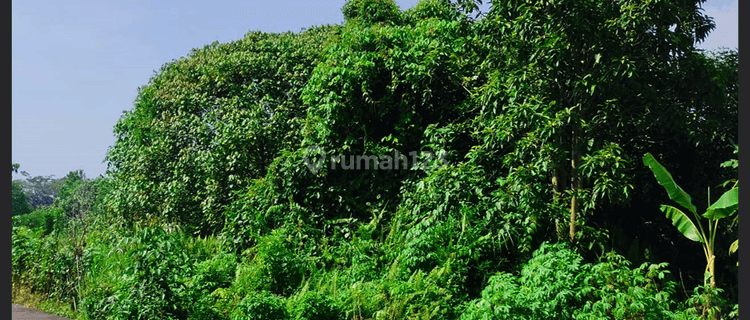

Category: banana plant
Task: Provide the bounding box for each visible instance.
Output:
[721,143,739,263]
[643,152,738,289]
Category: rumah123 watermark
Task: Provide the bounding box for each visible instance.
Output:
[303,145,448,174]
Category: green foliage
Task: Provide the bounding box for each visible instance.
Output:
[241,227,311,296]
[190,252,238,295]
[230,291,289,320]
[678,285,731,320]
[55,170,85,207]
[386,162,516,297]
[95,226,191,320]
[11,164,63,213]
[469,0,717,250]
[12,207,64,236]
[643,152,738,289]
[404,0,463,22]
[222,163,317,254]
[287,289,345,320]
[722,143,739,262]
[77,224,232,320]
[12,226,40,290]
[342,0,403,26]
[576,252,677,320]
[462,243,584,319]
[105,25,340,235]
[692,49,738,148]
[182,239,237,319]
[12,180,33,215]
[376,264,458,319]
[643,154,700,217]
[462,242,678,320]
[56,176,99,223]
[12,0,738,319]
[12,226,78,306]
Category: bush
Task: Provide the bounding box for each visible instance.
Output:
[12,207,64,236]
[12,225,79,308]
[288,289,345,320]
[179,252,238,320]
[104,226,191,320]
[12,226,41,291]
[190,252,238,295]
[461,242,679,320]
[242,227,310,296]
[230,291,289,320]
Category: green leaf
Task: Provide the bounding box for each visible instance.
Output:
[729,239,738,255]
[643,153,698,215]
[703,187,738,219]
[720,159,738,169]
[660,205,703,243]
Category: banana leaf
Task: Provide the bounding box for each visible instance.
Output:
[660,205,703,243]
[703,187,739,220]
[643,153,698,215]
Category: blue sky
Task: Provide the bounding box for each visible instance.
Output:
[12,0,738,180]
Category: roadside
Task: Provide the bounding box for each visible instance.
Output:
[12,284,78,320]
[12,304,69,320]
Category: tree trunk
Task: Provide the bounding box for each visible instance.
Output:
[553,126,569,241]
[707,250,716,289]
[569,122,580,243]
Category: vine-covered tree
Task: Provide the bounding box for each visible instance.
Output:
[105,26,341,235]
[97,0,736,318]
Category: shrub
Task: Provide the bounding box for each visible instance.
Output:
[179,252,238,320]
[461,242,679,320]
[244,227,310,296]
[12,226,41,291]
[288,289,345,320]
[104,226,190,320]
[230,291,289,320]
[12,207,64,236]
[190,252,238,295]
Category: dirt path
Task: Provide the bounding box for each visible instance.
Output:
[11,304,69,320]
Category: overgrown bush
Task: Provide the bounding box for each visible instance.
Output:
[287,289,345,320]
[11,0,738,319]
[12,226,78,306]
[461,242,680,320]
[12,207,64,236]
[230,290,289,320]
[12,226,41,293]
[99,226,190,320]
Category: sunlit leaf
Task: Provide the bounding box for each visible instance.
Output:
[660,205,703,243]
[703,187,739,219]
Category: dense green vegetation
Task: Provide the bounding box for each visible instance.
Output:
[12,0,738,319]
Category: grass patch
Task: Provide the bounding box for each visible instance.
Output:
[12,282,81,319]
